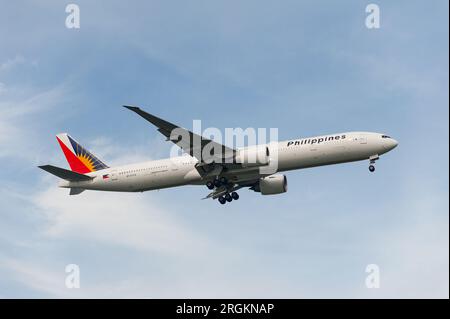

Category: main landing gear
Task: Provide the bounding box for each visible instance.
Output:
[206,177,229,189]
[218,192,239,205]
[205,177,240,204]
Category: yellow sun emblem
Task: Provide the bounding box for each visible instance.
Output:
[77,154,95,172]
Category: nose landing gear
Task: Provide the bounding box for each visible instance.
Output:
[368,155,379,173]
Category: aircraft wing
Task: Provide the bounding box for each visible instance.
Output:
[123,105,236,164]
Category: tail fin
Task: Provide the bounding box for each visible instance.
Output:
[56,133,109,174]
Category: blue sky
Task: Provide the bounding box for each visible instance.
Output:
[0,1,448,298]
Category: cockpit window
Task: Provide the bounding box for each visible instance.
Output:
[381,135,391,138]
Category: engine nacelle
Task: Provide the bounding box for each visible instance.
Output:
[254,174,288,195]
[234,145,270,167]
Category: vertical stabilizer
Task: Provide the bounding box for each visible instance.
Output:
[56,133,109,173]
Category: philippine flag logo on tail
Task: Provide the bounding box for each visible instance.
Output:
[56,133,109,174]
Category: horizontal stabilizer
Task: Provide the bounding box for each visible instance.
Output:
[38,165,93,182]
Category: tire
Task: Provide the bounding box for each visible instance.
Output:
[214,179,222,187]
[231,192,239,200]
[219,177,228,185]
[225,193,233,202]
[218,197,226,204]
[206,181,214,190]
[369,165,375,172]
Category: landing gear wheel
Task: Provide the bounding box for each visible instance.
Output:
[231,192,239,200]
[225,193,233,202]
[219,177,228,185]
[214,179,222,187]
[206,181,214,190]
[218,197,226,205]
[369,165,375,172]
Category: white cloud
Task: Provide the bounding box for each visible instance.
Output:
[376,208,448,298]
[0,255,153,298]
[0,55,26,72]
[346,192,449,299]
[0,84,68,159]
[0,256,69,297]
[87,135,168,166]
[32,184,208,256]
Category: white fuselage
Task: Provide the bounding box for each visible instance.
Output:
[59,132,398,192]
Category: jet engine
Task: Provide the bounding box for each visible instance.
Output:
[252,174,288,195]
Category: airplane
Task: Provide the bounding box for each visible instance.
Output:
[39,105,398,204]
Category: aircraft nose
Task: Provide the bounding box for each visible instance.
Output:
[385,138,398,151]
[392,139,399,148]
